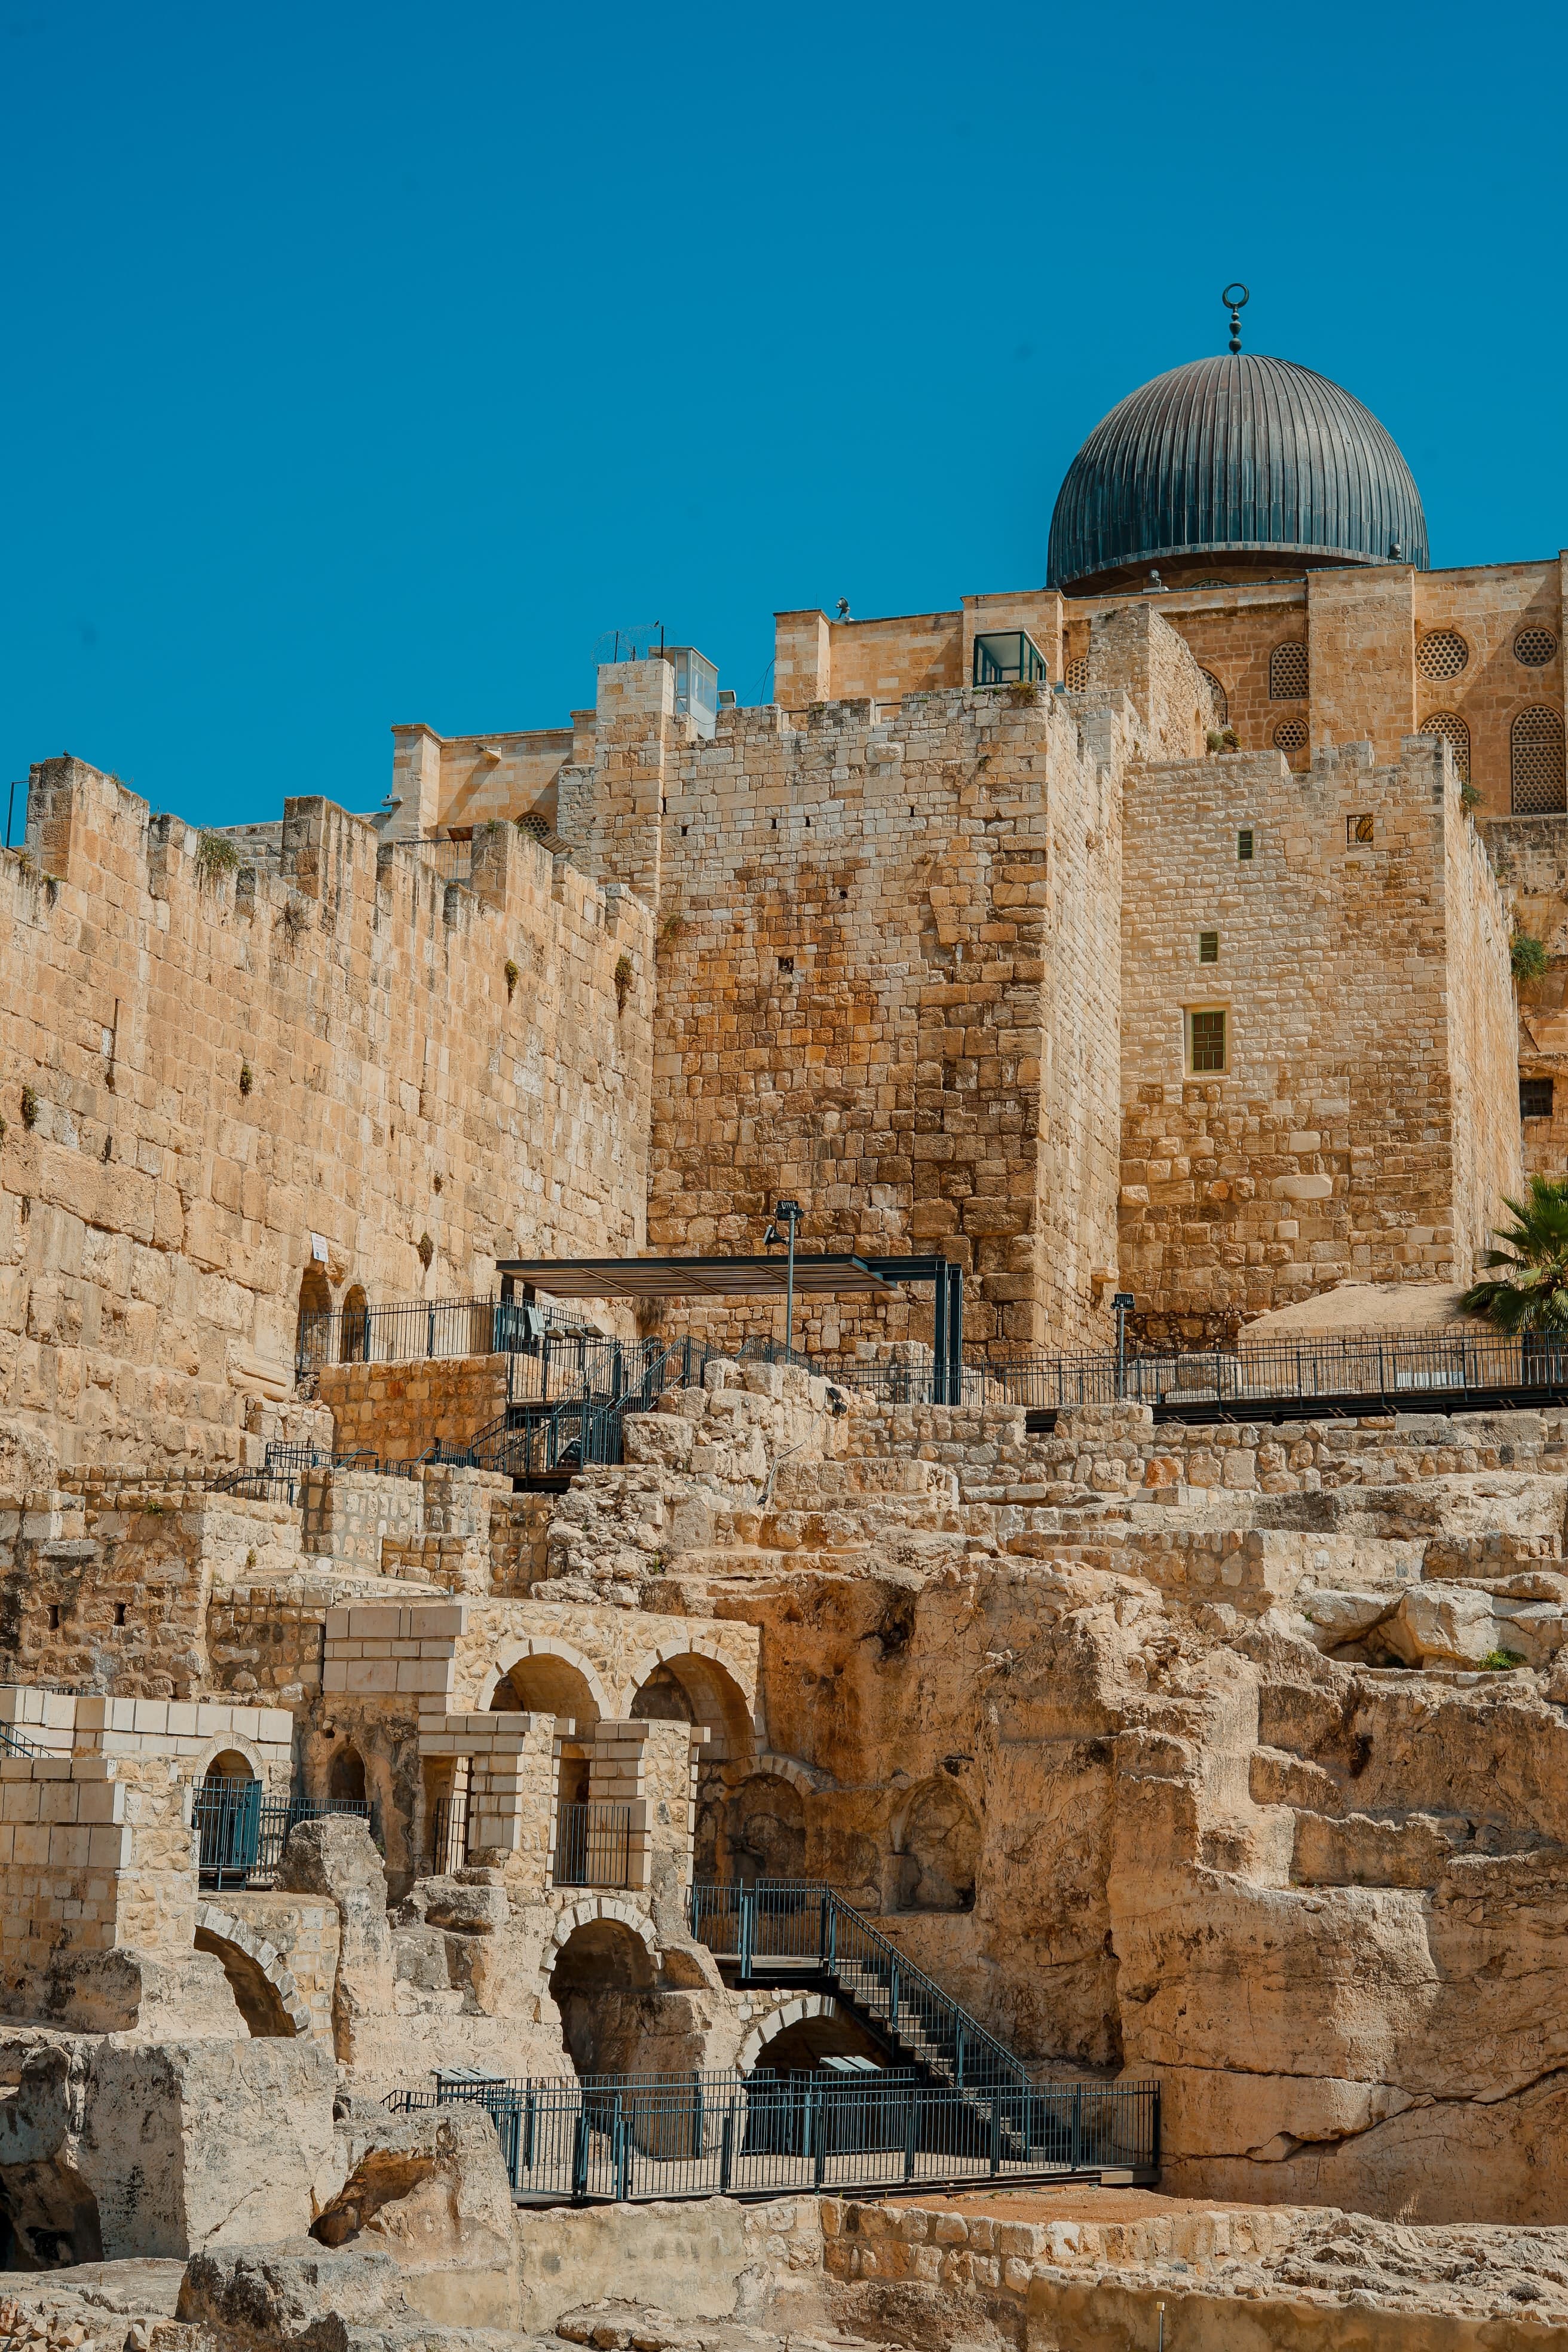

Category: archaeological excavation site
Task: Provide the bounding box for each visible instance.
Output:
[5,320,1568,2350]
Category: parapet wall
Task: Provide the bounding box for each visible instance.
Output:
[0,761,653,1466]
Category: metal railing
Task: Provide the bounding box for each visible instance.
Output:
[295,1294,591,1379]
[0,1722,46,1760]
[689,1881,1026,2095]
[193,1780,371,1886]
[550,1803,634,1889]
[430,1791,469,1876]
[385,2064,1157,2204]
[983,1327,1568,1415]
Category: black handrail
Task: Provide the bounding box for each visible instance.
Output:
[688,1881,1026,2093]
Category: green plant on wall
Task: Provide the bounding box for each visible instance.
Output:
[20,1086,38,1130]
[614,953,633,1012]
[1511,933,1548,984]
[195,831,240,884]
[504,959,519,1001]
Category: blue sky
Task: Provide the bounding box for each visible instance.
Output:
[4,0,1565,832]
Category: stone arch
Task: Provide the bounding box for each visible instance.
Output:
[621,1639,756,1760]
[547,1905,663,2079]
[708,1769,806,1888]
[738,1994,846,2075]
[194,1903,311,2038]
[478,1638,608,1727]
[193,1737,267,1787]
[886,1775,980,1913]
[339,1284,370,1363]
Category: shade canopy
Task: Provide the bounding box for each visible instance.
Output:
[495,1253,908,1300]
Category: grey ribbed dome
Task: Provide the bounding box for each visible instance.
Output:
[1046,352,1428,593]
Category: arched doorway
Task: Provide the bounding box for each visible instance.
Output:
[887,1778,979,1912]
[195,1750,262,1886]
[711,1772,806,1886]
[339,1284,369,1363]
[295,1263,332,1376]
[747,2001,884,2077]
[327,1742,366,1804]
[548,1917,658,2079]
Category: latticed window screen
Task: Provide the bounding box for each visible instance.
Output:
[1521,1077,1555,1120]
[1514,627,1558,670]
[1189,1009,1226,1073]
[1416,629,1469,682]
[1199,670,1229,726]
[1063,657,1089,692]
[1420,710,1471,783]
[1269,642,1309,699]
[1273,717,1308,755]
[1512,707,1567,814]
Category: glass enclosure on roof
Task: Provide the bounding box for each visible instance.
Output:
[670,648,720,737]
[972,630,1049,688]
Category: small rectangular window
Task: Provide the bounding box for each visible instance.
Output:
[1237,829,1254,861]
[1189,1009,1227,1074]
[1198,931,1219,964]
[1521,1077,1554,1119]
[1348,813,1374,846]
[777,956,794,975]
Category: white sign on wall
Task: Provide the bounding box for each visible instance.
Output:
[310,1233,330,1263]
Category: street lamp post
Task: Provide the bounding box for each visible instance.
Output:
[765,1200,804,1365]
[1112,1291,1135,1401]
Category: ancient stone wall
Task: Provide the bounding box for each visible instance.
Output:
[1118,736,1523,1343]
[317,1353,512,1461]
[610,673,1125,1355]
[0,760,651,1468]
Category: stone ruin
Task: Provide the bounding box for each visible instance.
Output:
[4,332,1568,2344]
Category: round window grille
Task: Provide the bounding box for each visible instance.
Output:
[1420,710,1470,784]
[1514,627,1558,669]
[1272,717,1308,754]
[1416,629,1469,682]
[1199,669,1229,727]
[1063,657,1089,692]
[1512,706,1567,815]
[1268,642,1309,700]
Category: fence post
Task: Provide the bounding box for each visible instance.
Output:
[889,1961,899,2033]
[613,2093,627,2201]
[811,2082,826,2189]
[825,1892,837,1974]
[955,2022,964,2089]
[524,2090,536,2172]
[903,2088,917,2182]
[571,2111,589,2203]
[719,2102,734,2194]
[989,2094,1001,2178]
[1071,2084,1082,2171]
[740,1888,755,1983]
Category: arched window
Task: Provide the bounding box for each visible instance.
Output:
[339,1284,369,1363]
[1420,710,1471,785]
[1269,642,1309,700]
[1512,708,1567,815]
[1199,670,1229,727]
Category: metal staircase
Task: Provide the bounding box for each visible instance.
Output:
[688,1880,1120,2168]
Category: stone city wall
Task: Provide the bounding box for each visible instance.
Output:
[0,758,651,1468]
[1118,736,1522,1344]
[568,654,1128,1355]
